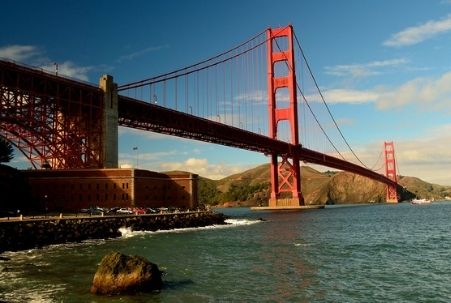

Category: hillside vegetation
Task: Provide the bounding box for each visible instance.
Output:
[198,164,451,206]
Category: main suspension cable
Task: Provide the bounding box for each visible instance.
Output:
[118,29,272,91]
[369,150,383,171]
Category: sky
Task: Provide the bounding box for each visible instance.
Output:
[2,0,451,185]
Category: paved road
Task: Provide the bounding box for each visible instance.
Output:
[0,210,209,222]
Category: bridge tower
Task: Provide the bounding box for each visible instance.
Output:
[99,75,118,168]
[384,141,398,203]
[267,25,303,207]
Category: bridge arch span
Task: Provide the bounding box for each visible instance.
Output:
[0,60,115,169]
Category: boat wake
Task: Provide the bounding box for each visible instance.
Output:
[411,198,432,205]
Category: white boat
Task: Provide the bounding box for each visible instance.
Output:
[411,198,432,204]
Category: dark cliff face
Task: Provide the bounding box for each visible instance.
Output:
[327,172,386,204]
[296,171,387,205]
[201,164,446,206]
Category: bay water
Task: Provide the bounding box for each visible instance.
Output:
[1,202,451,302]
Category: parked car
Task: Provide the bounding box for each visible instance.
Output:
[146,208,158,214]
[116,208,133,214]
[80,207,103,215]
[106,207,120,214]
[131,207,146,215]
[158,207,169,213]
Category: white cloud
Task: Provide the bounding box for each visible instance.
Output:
[120,150,177,162]
[0,44,92,81]
[384,14,451,47]
[159,157,250,180]
[383,132,451,185]
[304,88,378,104]
[332,132,451,186]
[0,45,40,61]
[40,61,92,82]
[118,150,179,169]
[117,44,169,63]
[234,90,266,103]
[308,71,451,109]
[375,71,451,110]
[119,126,201,142]
[321,88,379,104]
[234,89,291,105]
[325,58,408,78]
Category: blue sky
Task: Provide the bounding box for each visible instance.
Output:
[2,0,451,184]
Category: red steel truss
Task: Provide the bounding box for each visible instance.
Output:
[384,141,398,203]
[0,60,104,169]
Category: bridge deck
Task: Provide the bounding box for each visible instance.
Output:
[118,95,397,188]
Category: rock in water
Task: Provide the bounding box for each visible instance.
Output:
[91,251,162,295]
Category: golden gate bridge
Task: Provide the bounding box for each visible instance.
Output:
[0,25,399,206]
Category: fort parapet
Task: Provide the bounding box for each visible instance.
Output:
[22,168,198,211]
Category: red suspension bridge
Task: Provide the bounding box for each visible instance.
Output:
[0,25,399,205]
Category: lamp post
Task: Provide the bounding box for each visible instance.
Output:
[44,194,48,218]
[133,147,138,168]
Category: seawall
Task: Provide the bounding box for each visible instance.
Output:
[0,211,226,253]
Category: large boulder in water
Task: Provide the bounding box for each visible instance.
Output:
[91,251,162,295]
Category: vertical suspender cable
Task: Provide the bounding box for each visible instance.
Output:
[294,32,368,168]
[223,57,227,123]
[230,57,233,126]
[185,74,188,113]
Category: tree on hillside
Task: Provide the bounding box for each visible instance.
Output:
[0,138,14,163]
[224,182,269,202]
[198,178,222,205]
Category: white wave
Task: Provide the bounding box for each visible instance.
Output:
[117,218,263,238]
[224,218,262,225]
[293,242,312,247]
[118,226,134,238]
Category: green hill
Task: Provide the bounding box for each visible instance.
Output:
[198,164,451,206]
[398,176,451,200]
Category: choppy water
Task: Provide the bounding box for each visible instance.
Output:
[1,202,451,302]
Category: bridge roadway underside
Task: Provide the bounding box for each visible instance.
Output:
[118,96,396,187]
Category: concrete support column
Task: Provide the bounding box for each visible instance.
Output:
[130,169,136,206]
[99,75,118,168]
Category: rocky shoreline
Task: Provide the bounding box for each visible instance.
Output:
[0,211,226,253]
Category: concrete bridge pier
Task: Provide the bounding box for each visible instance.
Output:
[99,75,118,168]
